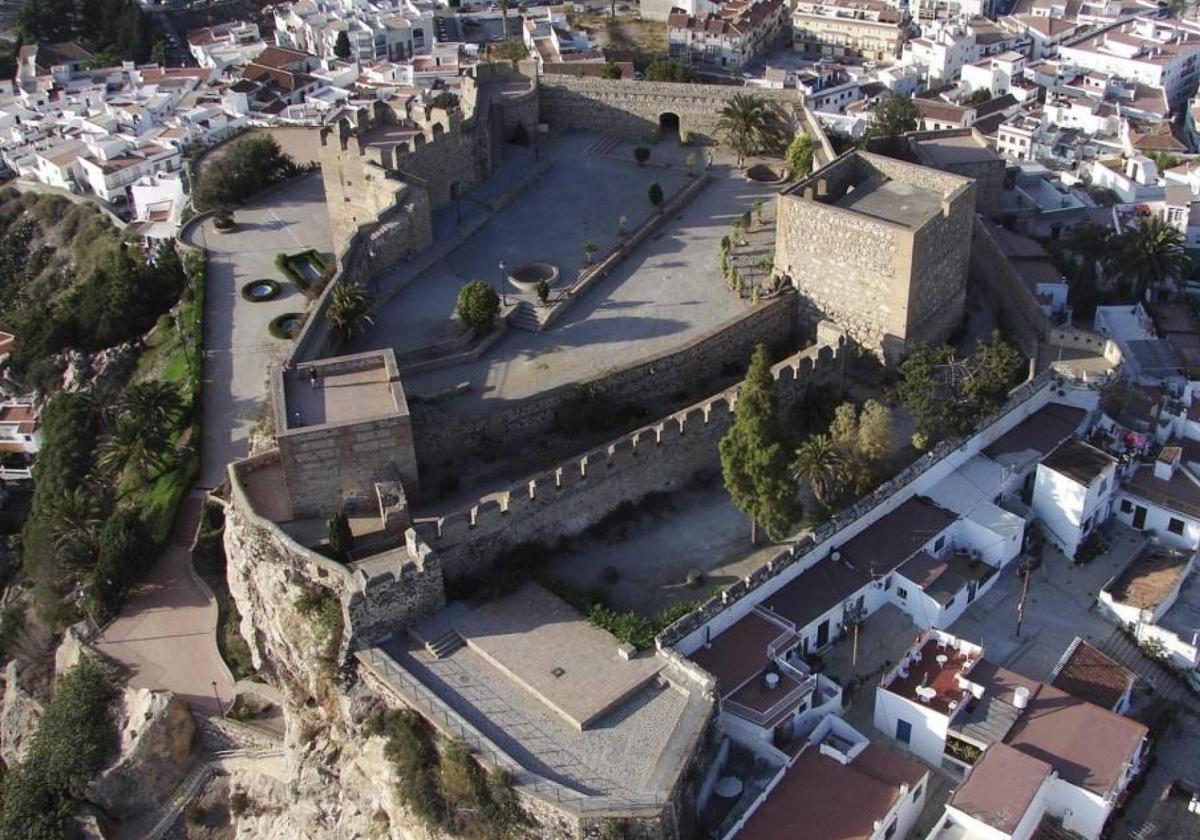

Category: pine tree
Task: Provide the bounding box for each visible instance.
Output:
[334,30,352,60]
[719,344,798,543]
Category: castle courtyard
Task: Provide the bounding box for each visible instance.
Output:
[349,131,783,411]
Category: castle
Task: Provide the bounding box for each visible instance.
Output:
[221,64,989,839]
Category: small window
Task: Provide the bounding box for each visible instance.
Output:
[945,596,955,608]
[1121,500,1133,514]
[912,784,923,802]
[885,575,893,591]
[897,586,908,600]
[934,535,945,552]
[884,820,897,840]
[896,719,912,744]
[1168,517,1186,535]
[1099,477,1108,494]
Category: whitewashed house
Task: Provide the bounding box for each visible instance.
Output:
[1030,438,1118,557]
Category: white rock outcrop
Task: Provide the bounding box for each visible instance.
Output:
[0,660,43,767]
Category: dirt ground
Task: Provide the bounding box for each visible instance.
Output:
[167,773,234,840]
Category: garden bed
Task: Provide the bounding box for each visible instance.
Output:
[275,249,328,291]
[269,312,305,340]
[241,278,281,302]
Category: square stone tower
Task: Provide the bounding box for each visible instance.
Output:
[272,349,418,518]
[774,150,976,365]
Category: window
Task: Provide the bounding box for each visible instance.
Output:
[945,596,955,608]
[1099,477,1108,494]
[934,535,945,552]
[897,586,908,600]
[884,575,893,591]
[896,719,912,744]
[912,784,923,802]
[1121,500,1133,514]
[884,820,897,839]
[1169,517,1186,535]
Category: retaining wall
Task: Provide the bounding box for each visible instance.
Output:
[412,292,800,470]
[420,338,844,580]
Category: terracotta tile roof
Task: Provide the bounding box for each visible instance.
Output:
[252,45,312,70]
[915,98,969,125]
[738,743,926,840]
[1005,682,1147,798]
[950,742,1053,834]
[688,611,793,696]
[1122,463,1200,520]
[1049,637,1136,711]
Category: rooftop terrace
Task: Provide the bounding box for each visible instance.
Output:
[280,350,406,430]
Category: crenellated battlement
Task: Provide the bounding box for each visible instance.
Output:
[419,338,846,580]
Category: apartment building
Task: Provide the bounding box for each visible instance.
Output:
[792,0,906,61]
[1058,18,1200,110]
[667,0,787,70]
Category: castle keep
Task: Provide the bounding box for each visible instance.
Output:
[775,150,975,364]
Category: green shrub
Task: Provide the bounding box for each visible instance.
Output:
[194,136,299,210]
[456,279,500,334]
[634,146,650,165]
[648,182,664,207]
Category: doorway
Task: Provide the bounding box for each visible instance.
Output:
[658,112,681,142]
[1133,505,1148,529]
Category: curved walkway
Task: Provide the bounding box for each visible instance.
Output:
[94,493,235,716]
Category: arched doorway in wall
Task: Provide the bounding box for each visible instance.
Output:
[659,112,681,142]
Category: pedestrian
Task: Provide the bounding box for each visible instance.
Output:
[309,368,319,390]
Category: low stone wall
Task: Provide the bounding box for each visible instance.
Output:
[412,292,800,470]
[421,339,844,580]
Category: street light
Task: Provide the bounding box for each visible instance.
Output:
[211,681,225,718]
[498,260,507,306]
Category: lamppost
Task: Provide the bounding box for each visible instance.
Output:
[211,681,225,718]
[498,260,507,306]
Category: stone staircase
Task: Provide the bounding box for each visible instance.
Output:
[425,629,466,659]
[508,300,542,332]
[588,135,621,155]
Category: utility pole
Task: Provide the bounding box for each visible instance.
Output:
[1015,557,1033,639]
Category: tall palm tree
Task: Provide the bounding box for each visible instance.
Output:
[792,434,845,506]
[120,381,184,437]
[327,281,375,341]
[1110,217,1191,301]
[716,93,787,168]
[97,416,170,486]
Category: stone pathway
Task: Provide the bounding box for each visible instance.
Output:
[93,493,235,717]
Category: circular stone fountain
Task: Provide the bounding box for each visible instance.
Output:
[745,163,787,184]
[507,261,560,293]
[242,278,281,302]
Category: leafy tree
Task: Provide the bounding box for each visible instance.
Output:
[495,39,526,63]
[648,182,664,206]
[644,58,692,82]
[456,279,500,334]
[719,344,798,542]
[866,93,918,140]
[792,434,844,505]
[326,281,374,341]
[828,402,859,451]
[1109,216,1191,301]
[964,88,991,106]
[427,91,458,110]
[334,30,352,60]
[786,133,814,179]
[716,93,788,167]
[857,399,894,466]
[895,332,1024,444]
[151,38,166,67]
[193,136,298,210]
[602,62,622,79]
[86,509,152,618]
[327,509,353,563]
[96,415,169,486]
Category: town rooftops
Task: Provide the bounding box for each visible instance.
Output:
[758,555,870,630]
[1049,637,1136,711]
[252,45,314,70]
[737,741,926,840]
[910,130,1001,169]
[983,403,1087,463]
[949,742,1053,835]
[1123,462,1200,520]
[1105,545,1194,612]
[1004,680,1147,797]
[839,495,959,576]
[1041,438,1116,486]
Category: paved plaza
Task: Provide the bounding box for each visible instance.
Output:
[354,133,781,411]
[187,173,332,488]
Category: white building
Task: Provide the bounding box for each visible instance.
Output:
[1030,438,1118,558]
[877,632,1148,840]
[0,403,41,456]
[1098,543,1200,670]
[187,20,266,70]
[667,0,788,71]
[1114,446,1200,549]
[1058,18,1200,111]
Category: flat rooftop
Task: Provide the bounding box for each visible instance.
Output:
[1041,438,1115,486]
[912,132,1001,168]
[1106,545,1193,612]
[885,639,974,716]
[832,174,945,228]
[281,351,405,430]
[983,403,1086,464]
[451,583,665,730]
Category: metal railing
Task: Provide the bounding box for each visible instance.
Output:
[721,674,818,728]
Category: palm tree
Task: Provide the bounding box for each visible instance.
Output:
[51,486,104,569]
[1110,217,1191,301]
[716,93,787,168]
[792,434,845,506]
[120,381,184,437]
[97,416,170,486]
[327,281,375,341]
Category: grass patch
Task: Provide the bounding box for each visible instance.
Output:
[274,249,327,290]
[193,502,256,680]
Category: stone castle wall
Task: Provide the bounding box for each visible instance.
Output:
[421,339,844,581]
[537,75,807,142]
[412,293,799,470]
[970,217,1051,358]
[905,179,975,347]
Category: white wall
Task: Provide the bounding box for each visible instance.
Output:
[1113,493,1200,550]
[1032,462,1115,557]
[873,688,949,767]
[1044,776,1111,840]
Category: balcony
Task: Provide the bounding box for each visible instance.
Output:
[722,659,817,728]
